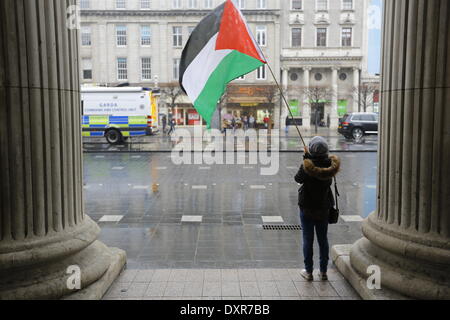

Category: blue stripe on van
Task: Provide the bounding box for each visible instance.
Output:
[130,131,146,136]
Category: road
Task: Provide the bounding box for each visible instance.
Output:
[84,151,378,269]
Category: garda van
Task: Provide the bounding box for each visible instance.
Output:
[81,87,159,144]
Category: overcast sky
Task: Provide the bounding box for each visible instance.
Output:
[368,0,382,75]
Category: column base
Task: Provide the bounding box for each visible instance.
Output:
[0,217,126,300]
[332,244,408,300]
[64,245,126,300]
[332,213,450,300]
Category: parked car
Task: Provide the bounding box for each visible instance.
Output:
[338,112,379,139]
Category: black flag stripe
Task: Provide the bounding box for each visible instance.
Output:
[179,3,225,93]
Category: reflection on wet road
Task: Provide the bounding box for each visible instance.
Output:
[85,152,377,268]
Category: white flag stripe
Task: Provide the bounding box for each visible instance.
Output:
[182,33,232,103]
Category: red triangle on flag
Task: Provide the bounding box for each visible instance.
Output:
[215,0,266,63]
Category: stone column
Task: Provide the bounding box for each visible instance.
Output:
[280,68,289,132]
[352,68,360,112]
[302,67,311,130]
[0,0,125,299]
[333,0,450,299]
[330,67,339,130]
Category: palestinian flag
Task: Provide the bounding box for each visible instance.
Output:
[179,0,266,127]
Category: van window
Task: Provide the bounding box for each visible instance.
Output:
[352,114,362,121]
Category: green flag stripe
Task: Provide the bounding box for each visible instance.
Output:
[193,50,263,125]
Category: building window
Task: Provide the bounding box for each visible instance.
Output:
[290,73,299,81]
[173,0,181,8]
[257,0,266,9]
[80,0,90,9]
[141,0,151,9]
[116,25,127,46]
[188,0,198,8]
[256,26,267,47]
[291,28,302,47]
[316,0,328,11]
[141,57,152,80]
[82,59,92,80]
[81,26,91,46]
[237,0,245,10]
[173,58,180,80]
[141,25,151,46]
[316,28,327,47]
[256,65,266,80]
[339,73,348,81]
[342,0,353,10]
[315,73,323,81]
[342,27,352,46]
[117,58,128,81]
[173,26,183,47]
[204,0,213,8]
[292,0,302,10]
[116,0,126,9]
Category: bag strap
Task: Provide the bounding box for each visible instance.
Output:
[333,176,340,211]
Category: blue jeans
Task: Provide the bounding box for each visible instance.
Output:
[300,209,329,273]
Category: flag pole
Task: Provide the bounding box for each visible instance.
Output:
[265,63,307,148]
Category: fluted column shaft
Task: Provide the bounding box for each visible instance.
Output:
[0,0,124,300]
[0,0,84,242]
[350,0,450,299]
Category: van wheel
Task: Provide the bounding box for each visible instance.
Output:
[105,129,122,145]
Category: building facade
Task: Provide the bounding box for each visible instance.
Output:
[79,0,375,129]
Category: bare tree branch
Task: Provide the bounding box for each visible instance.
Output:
[161,82,183,111]
[352,84,379,112]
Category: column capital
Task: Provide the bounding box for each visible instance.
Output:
[331,66,340,71]
[303,66,312,71]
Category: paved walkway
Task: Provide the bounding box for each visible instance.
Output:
[103,268,360,300]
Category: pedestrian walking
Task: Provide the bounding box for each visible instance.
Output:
[249,115,255,129]
[168,118,176,135]
[162,115,167,134]
[295,136,341,281]
[263,115,269,129]
[231,115,237,133]
[243,115,249,131]
[285,117,290,136]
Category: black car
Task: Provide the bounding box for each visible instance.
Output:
[338,112,379,139]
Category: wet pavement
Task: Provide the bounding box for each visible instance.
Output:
[84,152,377,270]
[83,129,378,153]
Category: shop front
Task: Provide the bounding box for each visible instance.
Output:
[169,103,206,126]
[225,85,277,129]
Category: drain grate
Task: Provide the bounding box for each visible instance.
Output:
[263,224,302,231]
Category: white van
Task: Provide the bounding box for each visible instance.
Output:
[81,87,159,144]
